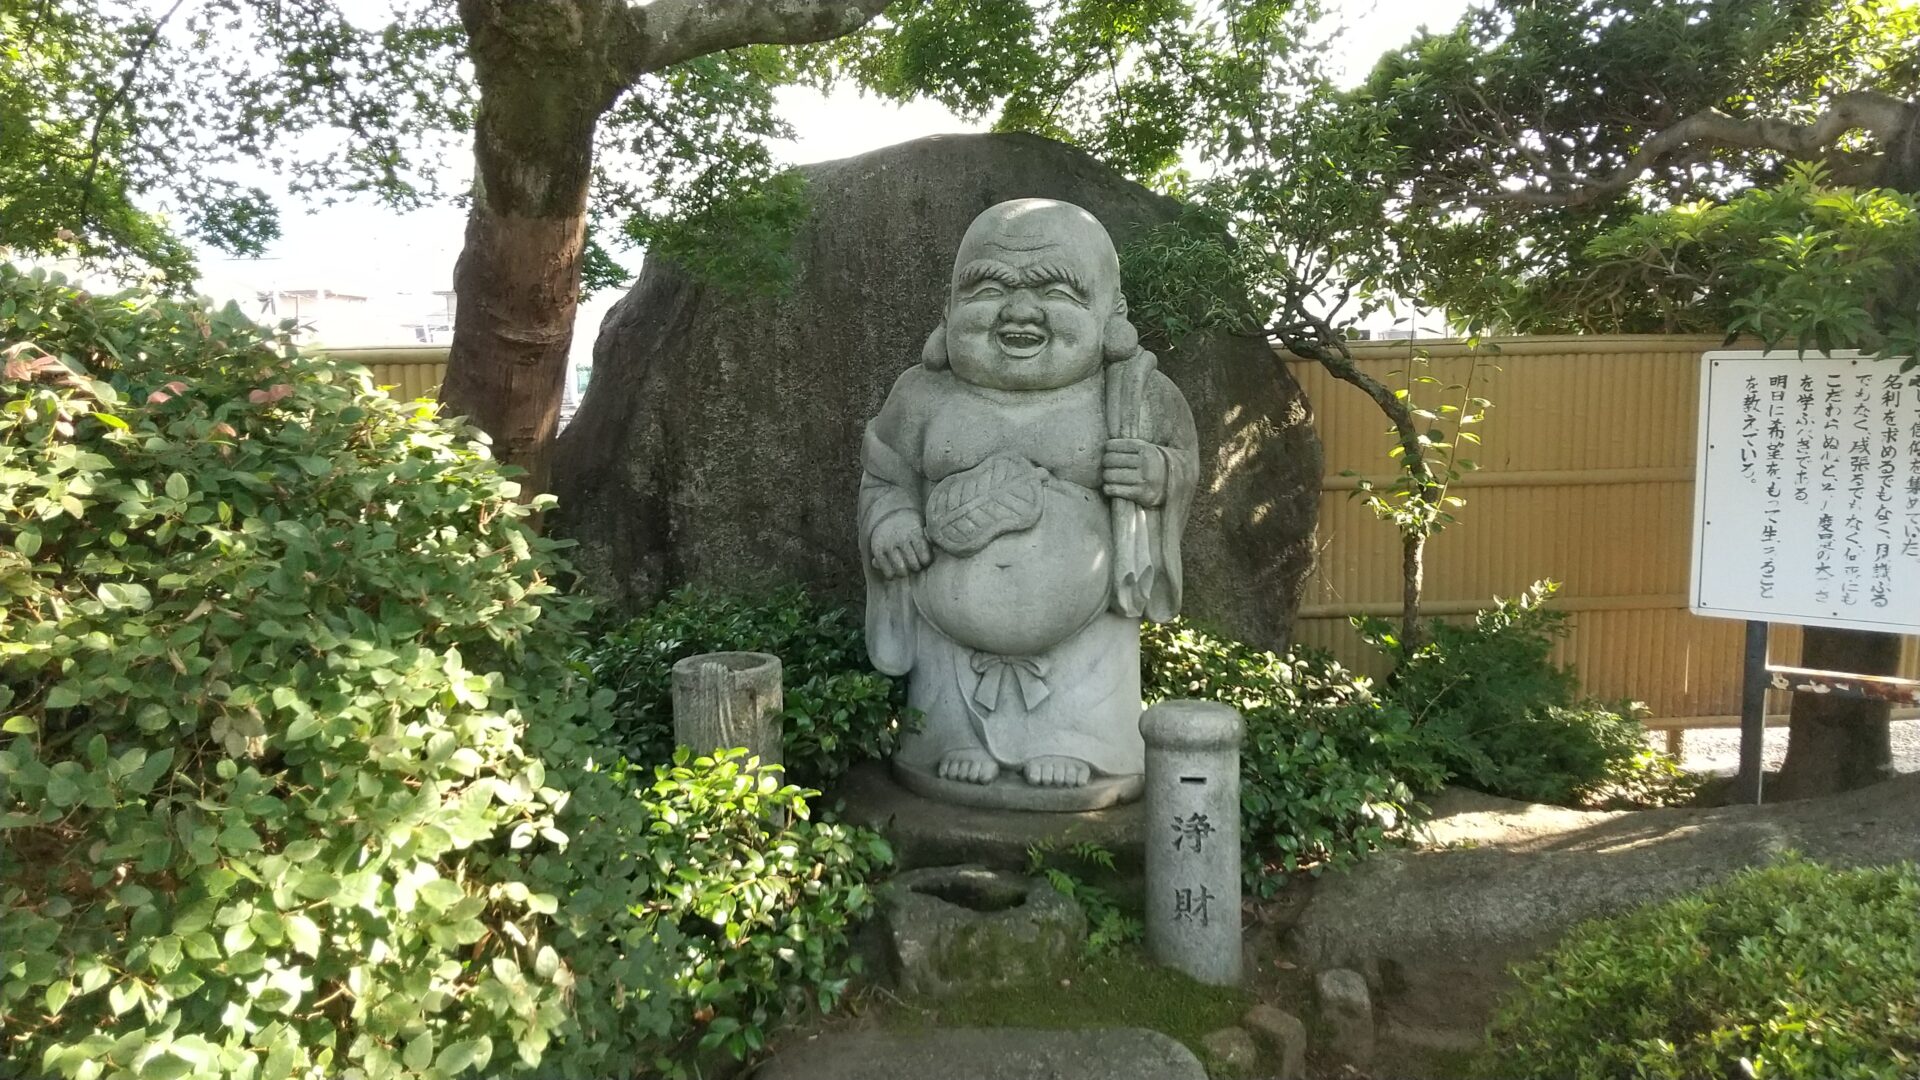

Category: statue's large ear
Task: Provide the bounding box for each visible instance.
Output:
[922,324,950,369]
[1103,300,1139,363]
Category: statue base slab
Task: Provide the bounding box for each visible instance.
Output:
[829,762,1145,901]
[891,758,1144,812]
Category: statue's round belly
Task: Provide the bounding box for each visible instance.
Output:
[916,481,1109,656]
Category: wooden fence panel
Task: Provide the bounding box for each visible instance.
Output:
[322,345,447,402]
[1287,334,1919,727]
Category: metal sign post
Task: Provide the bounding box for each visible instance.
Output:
[1736,620,1920,804]
[1736,621,1769,804]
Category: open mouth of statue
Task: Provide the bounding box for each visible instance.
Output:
[995,328,1047,358]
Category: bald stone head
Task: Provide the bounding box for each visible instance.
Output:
[942,199,1128,391]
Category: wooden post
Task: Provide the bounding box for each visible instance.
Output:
[671,651,784,771]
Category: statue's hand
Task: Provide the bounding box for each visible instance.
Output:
[871,512,932,579]
[1102,438,1168,508]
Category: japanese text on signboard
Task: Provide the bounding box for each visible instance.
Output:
[1693,352,1920,634]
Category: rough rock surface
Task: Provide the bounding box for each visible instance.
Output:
[553,133,1322,650]
[1242,1004,1308,1080]
[1291,774,1920,1036]
[754,1027,1208,1080]
[1315,968,1374,1067]
[882,866,1085,997]
[1199,1026,1259,1077]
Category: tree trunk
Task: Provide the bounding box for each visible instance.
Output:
[1773,626,1903,800]
[1400,528,1426,651]
[441,197,586,495]
[439,4,605,496]
[434,0,901,492]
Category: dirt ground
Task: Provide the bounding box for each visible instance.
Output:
[1659,717,1920,775]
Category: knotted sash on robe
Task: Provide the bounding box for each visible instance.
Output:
[970,653,1051,711]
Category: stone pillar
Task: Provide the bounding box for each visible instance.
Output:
[670,651,784,770]
[1141,700,1243,986]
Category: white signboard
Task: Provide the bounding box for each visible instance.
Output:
[1692,351,1920,634]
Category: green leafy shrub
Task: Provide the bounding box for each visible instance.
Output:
[1026,841,1143,956]
[509,731,891,1077]
[1143,621,1445,888]
[1479,857,1920,1080]
[1361,582,1692,807]
[1576,163,1920,367]
[0,267,885,1079]
[578,587,908,787]
[541,748,891,1068]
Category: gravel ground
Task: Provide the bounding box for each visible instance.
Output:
[1657,718,1920,776]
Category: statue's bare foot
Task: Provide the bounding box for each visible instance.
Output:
[1023,756,1092,788]
[938,750,1000,785]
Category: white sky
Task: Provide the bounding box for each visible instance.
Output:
[189,0,1476,356]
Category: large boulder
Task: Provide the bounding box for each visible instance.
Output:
[553,133,1321,649]
[1288,774,1920,1045]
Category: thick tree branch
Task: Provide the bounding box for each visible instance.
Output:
[76,0,188,233]
[1484,91,1916,208]
[19,0,56,53]
[1270,304,1426,478]
[1294,341,1424,471]
[1273,316,1436,648]
[615,0,901,83]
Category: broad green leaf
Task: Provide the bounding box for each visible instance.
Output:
[437,1037,490,1075]
[45,774,80,807]
[285,913,322,958]
[138,1051,193,1080]
[403,1032,434,1072]
[222,922,256,955]
[417,879,465,911]
[107,980,140,1016]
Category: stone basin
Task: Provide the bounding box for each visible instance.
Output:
[883,865,1086,997]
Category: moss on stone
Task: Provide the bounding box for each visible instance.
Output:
[888,946,1253,1060]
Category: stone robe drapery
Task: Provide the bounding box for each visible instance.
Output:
[860,351,1198,778]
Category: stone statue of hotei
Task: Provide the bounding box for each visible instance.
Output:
[860,199,1199,811]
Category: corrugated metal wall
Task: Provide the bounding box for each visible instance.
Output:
[1289,334,1919,728]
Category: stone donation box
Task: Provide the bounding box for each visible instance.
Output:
[1142,700,1243,986]
[858,198,1199,812]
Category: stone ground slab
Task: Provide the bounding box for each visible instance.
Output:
[753,1027,1207,1080]
[1291,772,1920,1069]
[830,761,1145,884]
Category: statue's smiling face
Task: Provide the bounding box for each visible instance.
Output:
[945,201,1120,391]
